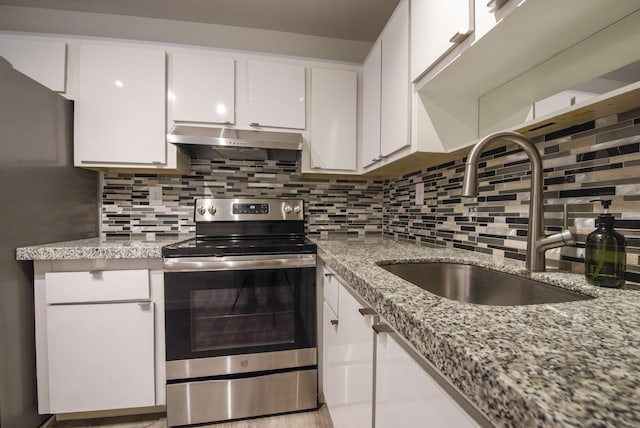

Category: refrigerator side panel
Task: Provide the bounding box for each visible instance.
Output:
[0,57,99,427]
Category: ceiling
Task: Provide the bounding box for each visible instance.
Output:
[0,0,401,42]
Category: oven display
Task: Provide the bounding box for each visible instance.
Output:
[233,203,269,215]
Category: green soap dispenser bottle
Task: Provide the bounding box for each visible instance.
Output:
[585,199,626,288]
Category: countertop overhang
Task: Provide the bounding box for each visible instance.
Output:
[15,236,193,260]
[311,236,640,427]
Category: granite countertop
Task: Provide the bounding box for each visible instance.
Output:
[17,234,640,426]
[16,235,192,260]
[311,236,640,428]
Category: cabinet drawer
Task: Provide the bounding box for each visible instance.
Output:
[45,269,150,304]
[167,369,317,426]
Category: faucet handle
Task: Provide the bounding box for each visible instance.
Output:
[558,229,575,246]
[539,229,575,252]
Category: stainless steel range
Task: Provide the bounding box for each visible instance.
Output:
[162,198,317,427]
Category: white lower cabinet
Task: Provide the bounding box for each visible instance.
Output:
[321,265,489,428]
[322,281,375,428]
[375,327,479,428]
[34,260,166,415]
[46,302,155,413]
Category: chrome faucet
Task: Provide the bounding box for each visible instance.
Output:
[461,131,574,271]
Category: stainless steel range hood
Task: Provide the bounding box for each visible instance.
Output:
[167,125,302,161]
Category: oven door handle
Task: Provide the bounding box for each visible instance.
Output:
[163,254,317,272]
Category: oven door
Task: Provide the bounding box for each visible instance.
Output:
[163,253,316,365]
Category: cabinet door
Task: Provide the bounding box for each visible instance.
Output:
[323,301,339,406]
[46,302,156,413]
[170,52,235,124]
[323,286,374,428]
[75,44,166,165]
[247,60,306,129]
[323,271,339,315]
[375,329,478,428]
[310,68,357,171]
[361,39,382,169]
[380,0,411,157]
[411,0,474,81]
[0,37,67,92]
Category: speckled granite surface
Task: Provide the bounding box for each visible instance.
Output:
[312,236,640,428]
[17,234,640,426]
[16,236,192,260]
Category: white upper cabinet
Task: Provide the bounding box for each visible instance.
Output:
[309,67,357,171]
[360,0,410,170]
[380,0,411,157]
[169,52,235,125]
[74,43,167,166]
[414,0,640,153]
[0,36,67,92]
[247,60,306,129]
[361,39,382,169]
[411,0,473,82]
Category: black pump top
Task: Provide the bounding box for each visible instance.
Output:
[598,214,615,228]
[591,199,615,228]
[591,199,612,210]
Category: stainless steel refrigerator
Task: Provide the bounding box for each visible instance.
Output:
[0,57,99,427]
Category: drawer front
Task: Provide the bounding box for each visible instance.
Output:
[45,269,149,304]
[166,369,317,427]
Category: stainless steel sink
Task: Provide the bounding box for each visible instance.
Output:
[380,263,593,306]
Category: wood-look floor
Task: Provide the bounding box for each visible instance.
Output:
[51,406,334,428]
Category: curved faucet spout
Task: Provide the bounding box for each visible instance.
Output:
[462,131,543,198]
[461,131,573,272]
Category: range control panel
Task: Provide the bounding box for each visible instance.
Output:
[232,203,269,215]
[194,198,304,222]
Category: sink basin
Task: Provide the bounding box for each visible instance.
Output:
[380,263,592,306]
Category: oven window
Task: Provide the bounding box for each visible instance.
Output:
[164,266,316,361]
[190,281,295,351]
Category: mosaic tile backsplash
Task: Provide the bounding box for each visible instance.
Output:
[101,107,640,281]
[102,159,385,238]
[384,108,640,283]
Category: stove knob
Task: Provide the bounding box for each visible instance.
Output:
[208,206,217,215]
[294,206,301,214]
[196,206,206,216]
[283,205,293,214]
